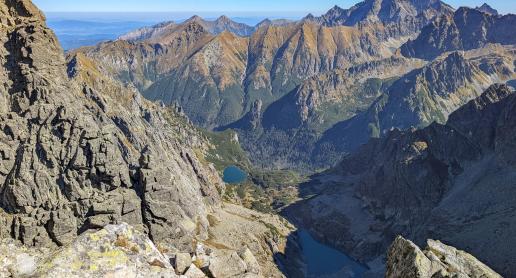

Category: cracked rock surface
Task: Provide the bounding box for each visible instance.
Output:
[0,0,223,252]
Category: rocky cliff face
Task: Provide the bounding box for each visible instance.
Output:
[401,7,516,60]
[0,0,224,253]
[283,84,516,276]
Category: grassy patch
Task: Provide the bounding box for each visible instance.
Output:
[201,128,306,212]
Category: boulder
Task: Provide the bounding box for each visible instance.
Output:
[174,252,192,275]
[207,251,247,278]
[0,239,41,278]
[238,247,261,274]
[386,236,502,278]
[184,264,207,278]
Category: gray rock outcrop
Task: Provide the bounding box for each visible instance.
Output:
[386,236,502,278]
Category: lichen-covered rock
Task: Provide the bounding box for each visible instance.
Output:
[238,248,261,275]
[207,251,248,278]
[174,252,192,275]
[0,0,222,253]
[0,238,45,278]
[34,223,178,277]
[184,264,207,278]
[386,236,502,278]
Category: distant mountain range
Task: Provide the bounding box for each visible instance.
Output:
[73,1,515,171]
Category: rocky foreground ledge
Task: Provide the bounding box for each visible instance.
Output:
[1,223,503,278]
[0,223,264,278]
[386,236,502,278]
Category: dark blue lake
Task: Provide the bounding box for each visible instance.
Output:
[223,165,247,184]
[299,230,368,278]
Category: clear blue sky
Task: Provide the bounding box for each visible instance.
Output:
[33,0,515,15]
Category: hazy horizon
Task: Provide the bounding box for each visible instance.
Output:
[34,0,516,15]
[45,12,302,25]
[42,0,516,50]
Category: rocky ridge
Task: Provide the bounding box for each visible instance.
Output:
[401,6,516,60]
[120,15,255,41]
[305,0,455,44]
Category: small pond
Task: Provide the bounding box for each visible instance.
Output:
[299,229,368,278]
[222,165,247,184]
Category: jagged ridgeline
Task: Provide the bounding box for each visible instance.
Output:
[0,0,223,251]
[75,0,516,171]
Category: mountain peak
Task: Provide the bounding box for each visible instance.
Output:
[256,18,271,26]
[216,15,231,23]
[0,0,46,24]
[302,13,316,22]
[312,0,454,28]
[186,15,204,23]
[475,3,499,15]
[329,5,344,12]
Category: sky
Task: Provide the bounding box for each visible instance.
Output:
[33,0,516,15]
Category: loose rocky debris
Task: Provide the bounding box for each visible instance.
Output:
[0,223,269,278]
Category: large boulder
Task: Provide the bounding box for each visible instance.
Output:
[207,251,248,278]
[174,252,192,275]
[386,236,502,278]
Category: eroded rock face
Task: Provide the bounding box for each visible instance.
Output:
[401,7,516,60]
[0,0,222,251]
[386,236,502,278]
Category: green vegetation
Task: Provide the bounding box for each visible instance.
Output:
[201,129,251,172]
[200,128,305,212]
